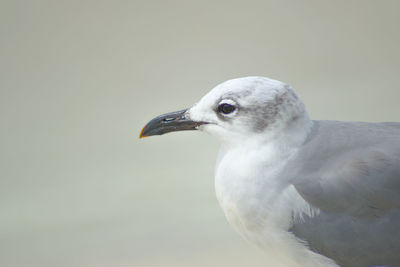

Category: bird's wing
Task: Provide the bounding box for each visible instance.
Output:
[289,120,400,218]
[286,121,400,266]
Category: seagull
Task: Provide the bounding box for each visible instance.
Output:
[139,76,400,267]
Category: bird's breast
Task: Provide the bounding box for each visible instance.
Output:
[213,147,336,267]
[214,147,293,236]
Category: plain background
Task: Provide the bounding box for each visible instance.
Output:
[1,1,400,266]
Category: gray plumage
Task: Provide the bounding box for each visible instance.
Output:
[141,76,400,267]
[287,120,400,267]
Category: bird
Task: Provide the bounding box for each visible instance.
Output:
[139,76,400,267]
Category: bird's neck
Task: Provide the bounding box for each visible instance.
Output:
[215,112,314,221]
[214,114,335,266]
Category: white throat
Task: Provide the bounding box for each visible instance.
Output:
[213,115,337,266]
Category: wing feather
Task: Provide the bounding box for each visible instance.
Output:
[288,120,400,218]
[286,121,400,266]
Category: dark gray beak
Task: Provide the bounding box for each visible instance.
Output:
[139,109,207,138]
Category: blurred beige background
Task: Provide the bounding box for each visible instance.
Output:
[1,0,400,266]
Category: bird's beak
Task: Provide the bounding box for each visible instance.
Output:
[139,109,207,138]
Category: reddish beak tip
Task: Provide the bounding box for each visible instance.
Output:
[139,127,148,138]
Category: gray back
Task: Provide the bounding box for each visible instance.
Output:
[284,121,400,266]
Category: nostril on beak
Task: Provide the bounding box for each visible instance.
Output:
[162,117,176,123]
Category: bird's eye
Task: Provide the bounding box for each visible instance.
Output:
[218,103,236,114]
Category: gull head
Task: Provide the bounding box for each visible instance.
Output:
[140,76,309,145]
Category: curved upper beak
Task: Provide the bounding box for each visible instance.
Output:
[139,109,207,138]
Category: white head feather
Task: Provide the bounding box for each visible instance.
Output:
[188,76,310,146]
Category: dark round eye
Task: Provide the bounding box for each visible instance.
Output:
[218,103,236,114]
